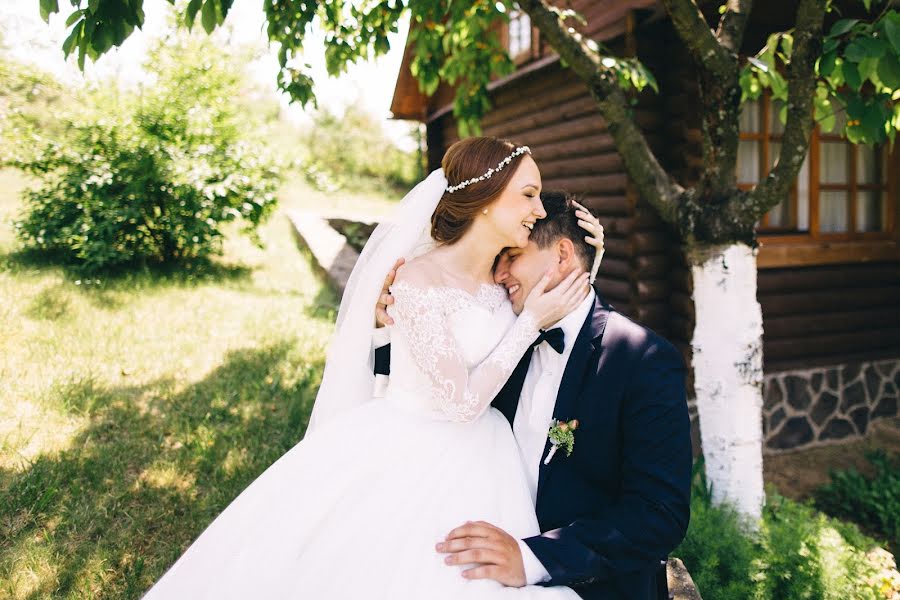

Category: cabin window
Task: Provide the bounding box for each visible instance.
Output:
[507,8,532,61]
[738,93,894,240]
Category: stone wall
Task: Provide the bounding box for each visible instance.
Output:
[687,358,900,454]
[762,359,900,452]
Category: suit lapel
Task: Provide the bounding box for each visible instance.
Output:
[536,296,611,503]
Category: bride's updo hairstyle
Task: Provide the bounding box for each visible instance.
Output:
[432,136,530,245]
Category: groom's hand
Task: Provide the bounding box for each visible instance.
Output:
[375,257,404,327]
[436,521,526,587]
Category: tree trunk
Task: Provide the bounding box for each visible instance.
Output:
[688,243,765,520]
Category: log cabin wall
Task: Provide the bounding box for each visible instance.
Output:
[412,5,900,453]
[428,60,644,320]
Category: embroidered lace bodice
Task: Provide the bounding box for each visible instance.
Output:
[385,276,541,423]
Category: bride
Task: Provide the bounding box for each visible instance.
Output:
[144,137,599,599]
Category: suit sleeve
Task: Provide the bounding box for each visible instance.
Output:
[373,327,391,376]
[523,340,692,587]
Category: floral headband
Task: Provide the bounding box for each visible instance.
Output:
[445,145,531,194]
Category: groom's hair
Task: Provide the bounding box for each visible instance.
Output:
[530,191,596,273]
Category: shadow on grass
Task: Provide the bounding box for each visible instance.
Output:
[0,340,324,599]
[1,247,255,310]
[304,283,339,320]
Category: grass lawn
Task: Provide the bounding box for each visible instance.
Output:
[0,168,396,598]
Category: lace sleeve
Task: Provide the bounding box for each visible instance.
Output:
[388,278,540,423]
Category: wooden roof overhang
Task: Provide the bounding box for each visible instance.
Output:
[389,0,661,123]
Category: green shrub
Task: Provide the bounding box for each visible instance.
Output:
[675,459,900,600]
[300,105,420,194]
[815,450,900,555]
[8,33,280,273]
[674,460,759,599]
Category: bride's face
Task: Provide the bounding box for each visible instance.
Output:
[481,155,546,248]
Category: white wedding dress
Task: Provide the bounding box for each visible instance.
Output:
[144,275,578,600]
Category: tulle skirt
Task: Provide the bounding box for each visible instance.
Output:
[144,396,578,599]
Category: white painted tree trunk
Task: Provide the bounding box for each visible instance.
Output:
[689,243,765,521]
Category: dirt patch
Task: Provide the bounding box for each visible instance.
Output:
[764,417,900,501]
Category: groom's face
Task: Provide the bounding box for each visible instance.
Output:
[493,241,563,315]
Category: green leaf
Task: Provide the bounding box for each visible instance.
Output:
[770,71,788,100]
[88,0,99,14]
[844,61,862,90]
[816,94,837,133]
[846,124,865,143]
[65,9,83,26]
[819,51,837,77]
[201,0,217,34]
[885,17,900,55]
[857,36,887,59]
[780,33,793,59]
[61,20,82,57]
[877,52,900,88]
[830,18,860,37]
[39,0,59,24]
[845,41,866,62]
[858,56,877,82]
[185,0,202,30]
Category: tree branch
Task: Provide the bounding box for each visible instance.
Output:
[716,0,754,53]
[660,0,735,77]
[749,0,826,214]
[516,0,684,225]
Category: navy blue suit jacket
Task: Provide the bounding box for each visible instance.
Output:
[374,295,692,599]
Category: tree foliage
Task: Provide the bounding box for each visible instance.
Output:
[34,0,900,247]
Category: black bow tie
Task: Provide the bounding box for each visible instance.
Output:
[531,327,565,354]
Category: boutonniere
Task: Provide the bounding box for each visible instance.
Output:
[544,418,579,465]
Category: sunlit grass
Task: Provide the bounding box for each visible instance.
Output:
[278,170,401,219]
[0,167,382,598]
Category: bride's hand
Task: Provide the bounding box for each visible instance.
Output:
[573,200,604,283]
[522,269,590,329]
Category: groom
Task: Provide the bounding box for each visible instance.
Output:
[374,192,692,600]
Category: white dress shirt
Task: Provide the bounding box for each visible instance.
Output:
[514,289,596,584]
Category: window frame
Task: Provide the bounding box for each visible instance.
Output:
[503,7,538,65]
[739,93,900,268]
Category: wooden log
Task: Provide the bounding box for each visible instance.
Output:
[763,327,900,363]
[518,113,610,147]
[760,285,900,317]
[633,231,670,254]
[535,135,618,161]
[763,307,900,339]
[579,194,631,216]
[764,347,900,373]
[637,279,669,301]
[669,316,695,342]
[486,69,578,114]
[757,263,900,294]
[542,172,629,195]
[633,109,663,130]
[668,266,693,293]
[539,153,624,180]
[635,254,672,278]
[598,256,631,279]
[671,291,694,317]
[634,302,670,326]
[595,276,631,302]
[484,93,598,137]
[597,237,633,259]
